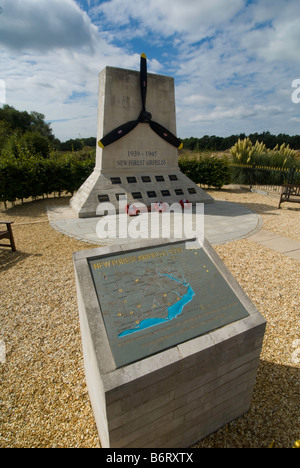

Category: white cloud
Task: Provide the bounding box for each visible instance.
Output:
[0,0,98,52]
[183,95,212,106]
[94,0,244,42]
[1,0,300,141]
[2,46,142,140]
[0,0,142,140]
[240,0,300,64]
[165,0,300,137]
[190,105,257,122]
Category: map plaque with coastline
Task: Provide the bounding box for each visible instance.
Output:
[88,242,249,367]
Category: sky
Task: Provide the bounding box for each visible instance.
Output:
[0,0,300,142]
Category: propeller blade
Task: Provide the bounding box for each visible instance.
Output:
[149,120,183,149]
[140,53,147,111]
[98,120,139,148]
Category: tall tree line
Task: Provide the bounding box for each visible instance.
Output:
[182,132,300,151]
[1,105,300,154]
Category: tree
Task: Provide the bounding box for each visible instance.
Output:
[29,111,54,140]
[0,105,31,132]
[0,121,13,154]
[0,105,54,140]
[0,105,55,160]
[20,131,50,158]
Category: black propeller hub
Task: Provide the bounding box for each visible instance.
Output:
[139,109,152,123]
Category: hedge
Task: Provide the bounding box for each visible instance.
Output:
[1,153,232,208]
[0,155,94,206]
[179,155,230,189]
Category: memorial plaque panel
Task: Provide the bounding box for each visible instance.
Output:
[88,241,249,367]
[188,188,197,194]
[131,192,143,199]
[161,190,171,197]
[127,176,137,183]
[98,194,109,202]
[110,177,121,184]
[175,189,184,195]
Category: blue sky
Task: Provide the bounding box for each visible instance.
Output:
[0,0,300,141]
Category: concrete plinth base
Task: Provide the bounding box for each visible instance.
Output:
[73,238,265,448]
[70,168,213,218]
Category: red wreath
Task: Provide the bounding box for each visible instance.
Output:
[179,199,191,209]
[126,204,140,216]
[153,202,167,213]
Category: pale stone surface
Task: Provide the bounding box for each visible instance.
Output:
[70,66,213,217]
[95,67,179,172]
[48,200,262,246]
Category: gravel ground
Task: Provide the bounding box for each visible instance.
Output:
[0,189,299,448]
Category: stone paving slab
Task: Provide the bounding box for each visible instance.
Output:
[286,250,300,261]
[249,230,300,261]
[47,200,262,246]
[47,201,300,262]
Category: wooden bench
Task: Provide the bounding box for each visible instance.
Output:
[0,221,16,251]
[278,184,300,208]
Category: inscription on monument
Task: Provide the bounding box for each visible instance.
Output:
[88,242,249,368]
[116,160,168,167]
[116,149,167,168]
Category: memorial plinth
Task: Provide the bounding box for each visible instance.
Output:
[73,238,266,448]
[70,65,213,218]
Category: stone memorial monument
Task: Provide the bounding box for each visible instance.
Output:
[73,238,266,448]
[70,54,213,217]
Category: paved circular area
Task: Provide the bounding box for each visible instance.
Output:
[47,200,262,246]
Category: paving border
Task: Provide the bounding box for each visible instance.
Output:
[248,230,300,261]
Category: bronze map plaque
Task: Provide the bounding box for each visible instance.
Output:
[88,242,249,368]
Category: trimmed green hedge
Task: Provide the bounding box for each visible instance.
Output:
[179,155,230,189]
[0,154,94,205]
[1,152,232,207]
